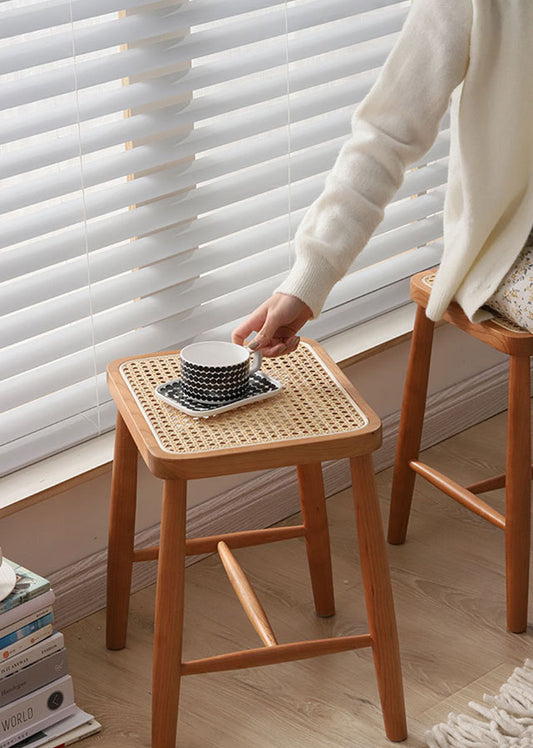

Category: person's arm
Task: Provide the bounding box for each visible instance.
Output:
[233,0,472,355]
[275,0,472,317]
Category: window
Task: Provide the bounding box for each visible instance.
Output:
[0,0,447,476]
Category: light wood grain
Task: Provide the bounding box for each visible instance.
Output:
[64,410,532,748]
[106,413,138,650]
[133,526,308,562]
[297,463,335,617]
[181,635,373,676]
[388,304,435,545]
[152,479,187,748]
[505,354,531,632]
[389,269,533,633]
[410,269,533,356]
[409,460,505,528]
[351,454,407,742]
[217,541,278,647]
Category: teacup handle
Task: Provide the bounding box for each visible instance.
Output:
[248,349,262,374]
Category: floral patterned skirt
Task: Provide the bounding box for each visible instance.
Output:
[485,228,533,333]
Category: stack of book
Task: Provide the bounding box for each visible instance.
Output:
[0,559,101,748]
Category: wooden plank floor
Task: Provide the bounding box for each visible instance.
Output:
[63,409,532,747]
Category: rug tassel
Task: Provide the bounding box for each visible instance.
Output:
[426,660,533,747]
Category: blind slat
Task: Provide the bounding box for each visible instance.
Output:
[2,0,404,40]
[0,213,303,316]
[1,25,402,163]
[1,42,185,111]
[2,35,400,187]
[2,181,445,363]
[2,212,444,381]
[1,139,346,248]
[2,120,448,251]
[0,268,289,423]
[0,191,443,318]
[1,154,446,285]
[2,152,447,333]
[4,0,329,71]
[1,246,288,384]
[0,18,405,150]
[0,124,450,305]
[2,0,405,111]
[3,7,196,75]
[2,0,162,39]
[1,83,374,214]
[1,13,405,149]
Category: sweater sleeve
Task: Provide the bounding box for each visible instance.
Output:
[275,0,472,317]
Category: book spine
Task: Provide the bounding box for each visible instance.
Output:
[0,703,77,748]
[0,591,55,633]
[0,564,50,615]
[0,649,68,708]
[0,614,54,650]
[0,606,54,644]
[0,675,74,745]
[0,709,96,748]
[0,625,54,662]
[0,633,64,681]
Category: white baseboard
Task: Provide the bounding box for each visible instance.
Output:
[50,359,514,629]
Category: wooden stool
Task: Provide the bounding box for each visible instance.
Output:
[106,338,407,746]
[388,269,533,633]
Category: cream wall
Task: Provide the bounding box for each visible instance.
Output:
[1,324,505,577]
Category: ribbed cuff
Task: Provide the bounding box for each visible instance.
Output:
[274,254,342,318]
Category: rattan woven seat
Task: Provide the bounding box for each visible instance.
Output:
[106,338,407,747]
[389,268,533,633]
[414,271,533,353]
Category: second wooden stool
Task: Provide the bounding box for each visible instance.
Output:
[388,269,532,633]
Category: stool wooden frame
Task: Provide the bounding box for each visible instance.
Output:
[388,270,532,633]
[106,339,407,746]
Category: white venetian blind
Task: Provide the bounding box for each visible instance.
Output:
[0,0,448,476]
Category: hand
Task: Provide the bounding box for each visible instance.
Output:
[232,293,313,357]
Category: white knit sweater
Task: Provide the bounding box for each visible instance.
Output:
[275,0,533,322]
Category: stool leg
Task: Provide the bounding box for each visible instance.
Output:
[297,464,335,617]
[107,413,138,650]
[506,355,531,633]
[351,455,407,742]
[152,479,187,748]
[388,304,435,545]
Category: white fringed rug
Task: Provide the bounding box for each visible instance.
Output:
[426,659,533,747]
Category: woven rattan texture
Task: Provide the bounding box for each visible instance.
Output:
[119,343,368,455]
[488,316,532,334]
[422,272,437,287]
[421,273,530,335]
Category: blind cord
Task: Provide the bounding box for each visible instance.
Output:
[68,0,102,435]
[284,1,293,273]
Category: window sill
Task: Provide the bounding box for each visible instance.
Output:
[0,304,417,516]
[325,303,416,368]
[0,431,116,519]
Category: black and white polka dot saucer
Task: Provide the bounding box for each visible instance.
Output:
[155,371,282,418]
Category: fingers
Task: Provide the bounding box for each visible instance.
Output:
[258,335,301,358]
[250,308,286,351]
[285,335,300,353]
[231,304,268,346]
[232,294,308,356]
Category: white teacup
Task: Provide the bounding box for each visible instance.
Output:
[180,341,262,404]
